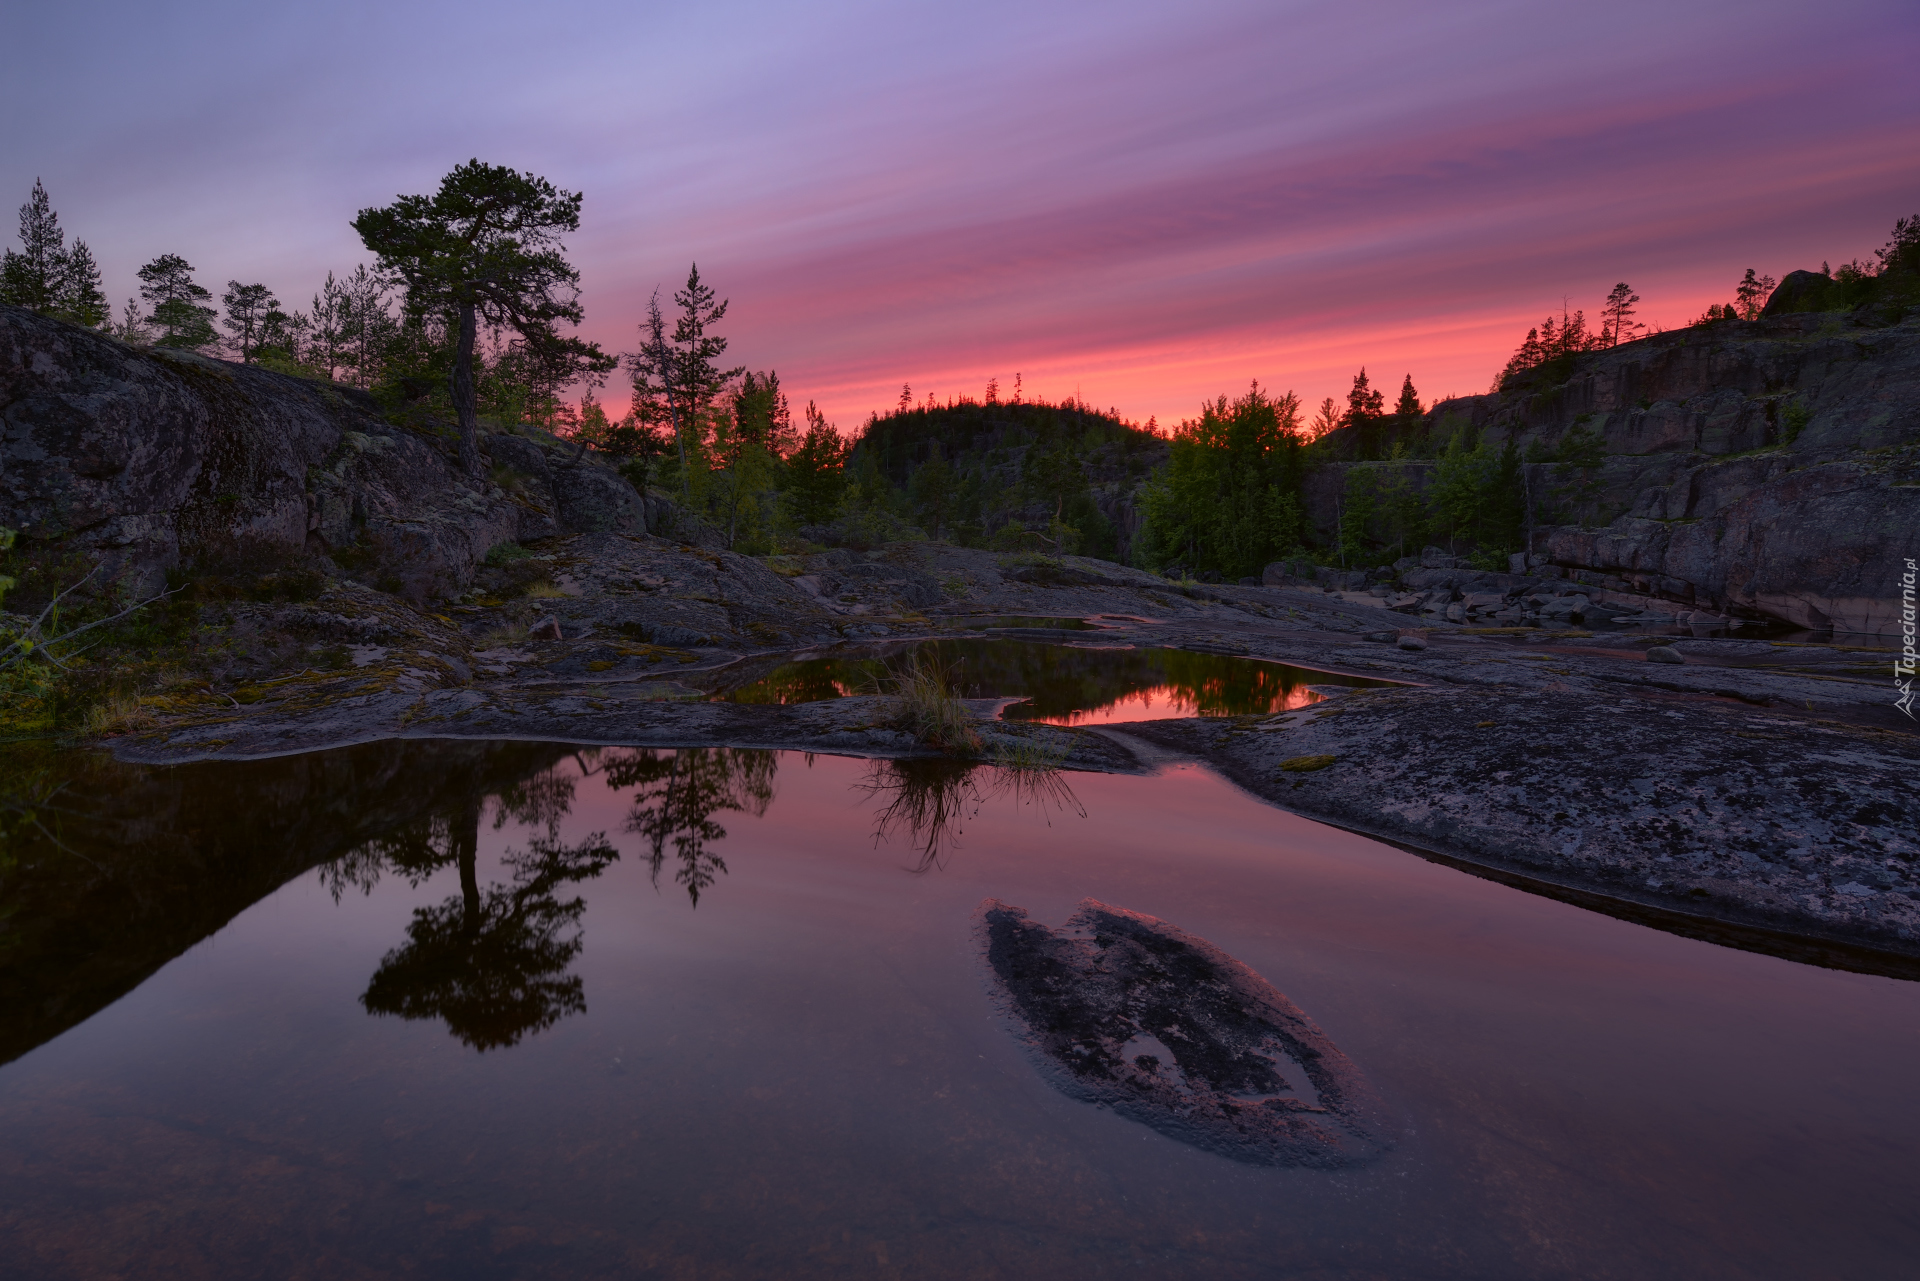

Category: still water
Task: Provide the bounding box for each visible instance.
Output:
[0,740,1915,1279]
[715,638,1392,725]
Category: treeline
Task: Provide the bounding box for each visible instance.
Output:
[838,390,1164,558]
[7,169,1914,576]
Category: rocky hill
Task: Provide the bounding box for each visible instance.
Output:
[1326,311,1920,634]
[0,304,662,603]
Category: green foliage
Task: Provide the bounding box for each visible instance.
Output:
[1781,399,1812,445]
[783,401,851,527]
[484,541,534,567]
[137,253,217,349]
[354,160,615,473]
[1337,467,1375,567]
[1140,382,1306,577]
[0,179,108,327]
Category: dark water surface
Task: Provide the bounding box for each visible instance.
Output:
[716,638,1392,724]
[1,741,1916,1279]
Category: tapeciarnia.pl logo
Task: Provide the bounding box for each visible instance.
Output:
[1898,557,1917,719]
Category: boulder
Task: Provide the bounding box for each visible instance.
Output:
[0,304,656,601]
[1646,645,1684,664]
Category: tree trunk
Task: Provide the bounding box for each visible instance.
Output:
[450,301,483,477]
[453,803,482,933]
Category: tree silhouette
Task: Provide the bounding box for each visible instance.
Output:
[357,802,618,1051]
[353,160,614,475]
[137,254,216,349]
[603,748,775,905]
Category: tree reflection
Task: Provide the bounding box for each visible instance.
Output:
[356,801,618,1051]
[858,757,1084,871]
[603,748,777,905]
[322,747,778,1051]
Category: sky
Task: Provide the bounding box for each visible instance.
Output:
[4,0,1917,431]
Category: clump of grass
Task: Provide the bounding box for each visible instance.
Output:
[477,622,529,648]
[522,580,570,599]
[80,692,155,737]
[889,650,981,754]
[990,736,1069,772]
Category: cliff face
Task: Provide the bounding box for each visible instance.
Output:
[1310,311,1920,633]
[0,304,655,601]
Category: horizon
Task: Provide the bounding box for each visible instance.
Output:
[4,0,1916,432]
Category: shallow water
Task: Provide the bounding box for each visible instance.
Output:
[1,741,1916,1279]
[716,638,1392,725]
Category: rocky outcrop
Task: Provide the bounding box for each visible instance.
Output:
[1429,313,1920,633]
[0,304,651,600]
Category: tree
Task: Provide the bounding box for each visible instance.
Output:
[1345,368,1387,458]
[1337,466,1376,566]
[358,803,619,1051]
[0,179,66,313]
[784,401,850,527]
[909,441,959,539]
[221,281,279,362]
[1309,396,1342,440]
[53,239,108,328]
[353,160,613,475]
[666,263,742,498]
[1392,375,1422,450]
[719,369,790,549]
[136,254,217,349]
[1141,382,1306,577]
[1733,269,1776,321]
[1601,281,1641,346]
[1,180,108,326]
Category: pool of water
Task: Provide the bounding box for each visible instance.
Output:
[1,740,1915,1279]
[715,639,1393,725]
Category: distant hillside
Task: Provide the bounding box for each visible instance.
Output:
[851,397,1166,561]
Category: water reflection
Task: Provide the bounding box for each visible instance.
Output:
[317,747,778,1049]
[858,757,1085,870]
[602,748,777,905]
[352,808,619,1051]
[716,639,1389,724]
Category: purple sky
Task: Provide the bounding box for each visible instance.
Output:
[5,0,1916,429]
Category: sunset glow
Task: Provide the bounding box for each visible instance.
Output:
[3,0,1915,429]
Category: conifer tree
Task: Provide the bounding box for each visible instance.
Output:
[665,263,743,500]
[1345,368,1386,458]
[137,254,217,349]
[1601,282,1641,346]
[353,160,614,474]
[784,401,850,527]
[1309,397,1341,440]
[1392,375,1422,450]
[1733,269,1776,321]
[222,281,280,362]
[1,179,66,313]
[1,179,108,326]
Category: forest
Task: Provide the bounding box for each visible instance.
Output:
[5,168,1917,579]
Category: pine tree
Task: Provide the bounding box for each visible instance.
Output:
[222,281,280,361]
[1345,368,1386,458]
[137,254,217,348]
[783,401,850,527]
[354,161,615,474]
[54,239,108,328]
[1309,397,1341,440]
[1601,282,1641,346]
[1392,375,1422,450]
[666,263,744,500]
[0,179,66,313]
[1733,269,1776,321]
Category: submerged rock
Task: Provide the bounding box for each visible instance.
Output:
[974,898,1392,1167]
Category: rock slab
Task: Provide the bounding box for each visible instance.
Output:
[974,897,1392,1167]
